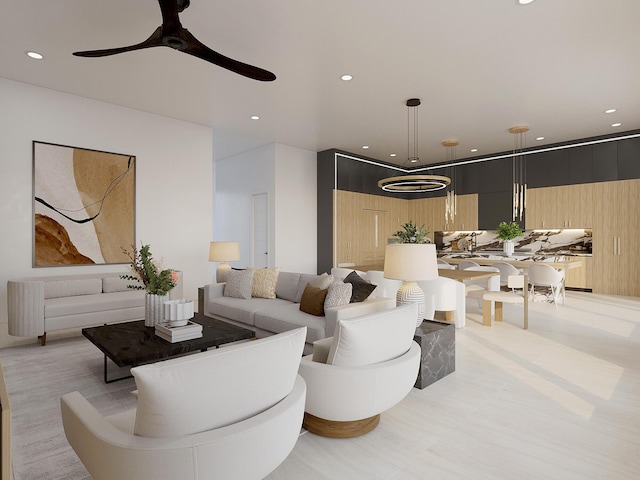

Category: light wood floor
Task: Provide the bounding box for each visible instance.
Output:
[270,291,640,479]
[1,291,638,479]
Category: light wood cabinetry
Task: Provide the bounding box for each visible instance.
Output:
[445,194,478,231]
[591,179,640,296]
[526,184,593,229]
[333,190,408,267]
[564,257,592,290]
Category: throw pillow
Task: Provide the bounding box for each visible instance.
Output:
[324,280,353,309]
[224,269,254,300]
[299,283,328,316]
[250,267,280,299]
[313,272,334,290]
[344,270,377,303]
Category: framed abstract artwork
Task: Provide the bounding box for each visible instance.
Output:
[32,141,136,267]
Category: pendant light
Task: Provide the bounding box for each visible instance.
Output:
[509,125,528,222]
[378,99,451,193]
[442,140,458,225]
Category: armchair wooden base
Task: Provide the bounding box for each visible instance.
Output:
[303,412,380,438]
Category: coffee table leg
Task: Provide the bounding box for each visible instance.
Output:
[103,355,133,384]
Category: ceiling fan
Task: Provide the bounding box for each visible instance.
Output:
[73,0,276,82]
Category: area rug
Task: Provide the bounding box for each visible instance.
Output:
[0,335,137,480]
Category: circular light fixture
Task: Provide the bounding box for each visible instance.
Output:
[604,108,617,114]
[250,115,260,120]
[378,175,451,193]
[26,51,44,60]
[611,123,622,127]
[341,74,353,81]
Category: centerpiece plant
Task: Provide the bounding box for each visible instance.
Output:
[392,221,431,244]
[121,243,178,295]
[496,221,523,241]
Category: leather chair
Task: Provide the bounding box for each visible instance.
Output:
[61,328,307,480]
[298,304,420,438]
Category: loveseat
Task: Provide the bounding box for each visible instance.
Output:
[61,327,307,480]
[8,271,183,345]
[203,269,395,353]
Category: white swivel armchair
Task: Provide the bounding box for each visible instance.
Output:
[528,263,565,305]
[419,276,463,326]
[298,304,420,438]
[61,328,307,480]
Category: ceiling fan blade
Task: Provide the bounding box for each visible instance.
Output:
[73,27,164,58]
[180,29,276,82]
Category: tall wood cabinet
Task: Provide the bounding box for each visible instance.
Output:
[408,194,478,238]
[526,184,593,229]
[333,190,408,267]
[591,179,640,296]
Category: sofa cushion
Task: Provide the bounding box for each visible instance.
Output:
[44,291,144,317]
[250,267,279,299]
[324,280,353,309]
[208,296,293,326]
[313,272,334,290]
[299,284,328,316]
[132,327,306,438]
[344,271,377,303]
[275,272,300,302]
[327,303,417,367]
[224,269,254,300]
[103,276,142,293]
[44,278,102,299]
[254,304,326,344]
[295,274,320,303]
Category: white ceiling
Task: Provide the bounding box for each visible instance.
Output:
[3,0,640,166]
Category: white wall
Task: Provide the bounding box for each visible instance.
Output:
[214,143,317,274]
[0,78,213,326]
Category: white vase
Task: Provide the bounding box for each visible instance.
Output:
[503,240,515,256]
[145,293,169,327]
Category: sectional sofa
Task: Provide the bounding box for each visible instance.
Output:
[203,269,395,353]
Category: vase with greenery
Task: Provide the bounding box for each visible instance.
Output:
[122,244,178,326]
[496,221,522,256]
[392,221,431,244]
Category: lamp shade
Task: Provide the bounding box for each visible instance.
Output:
[208,242,240,262]
[383,243,438,282]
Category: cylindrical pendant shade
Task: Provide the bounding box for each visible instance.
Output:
[383,243,438,282]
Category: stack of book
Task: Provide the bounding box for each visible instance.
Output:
[155,321,203,343]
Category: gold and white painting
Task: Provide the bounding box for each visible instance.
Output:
[33,141,135,267]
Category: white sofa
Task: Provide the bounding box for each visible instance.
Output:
[298,303,420,437]
[7,271,183,345]
[203,270,395,353]
[61,327,307,480]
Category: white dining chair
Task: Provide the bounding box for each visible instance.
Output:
[458,260,480,270]
[528,263,565,306]
[492,262,523,290]
[463,266,501,309]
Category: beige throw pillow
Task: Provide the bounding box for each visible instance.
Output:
[250,267,280,299]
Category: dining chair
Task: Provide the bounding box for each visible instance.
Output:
[527,263,565,306]
[458,260,480,270]
[492,262,523,290]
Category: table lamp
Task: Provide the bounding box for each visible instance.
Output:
[209,242,240,283]
[383,243,438,327]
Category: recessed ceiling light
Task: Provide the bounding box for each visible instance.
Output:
[611,123,622,127]
[26,51,44,60]
[389,153,397,157]
[536,136,545,141]
[362,145,369,149]
[470,148,478,153]
[517,0,535,4]
[250,115,260,120]
[341,74,353,81]
[604,108,617,114]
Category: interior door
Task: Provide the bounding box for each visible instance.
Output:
[252,192,269,268]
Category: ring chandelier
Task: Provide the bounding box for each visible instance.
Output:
[378,98,451,193]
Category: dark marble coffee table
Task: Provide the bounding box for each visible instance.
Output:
[82,312,255,383]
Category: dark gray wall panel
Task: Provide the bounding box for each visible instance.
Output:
[526,149,569,187]
[567,145,593,184]
[593,142,618,182]
[617,137,640,180]
[478,191,517,230]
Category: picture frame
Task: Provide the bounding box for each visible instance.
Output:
[32,141,136,267]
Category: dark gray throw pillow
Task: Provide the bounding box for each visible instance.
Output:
[344,271,376,303]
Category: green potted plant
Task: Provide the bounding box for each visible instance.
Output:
[392,221,431,244]
[496,221,523,255]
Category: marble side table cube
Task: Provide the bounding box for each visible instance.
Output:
[413,320,455,389]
